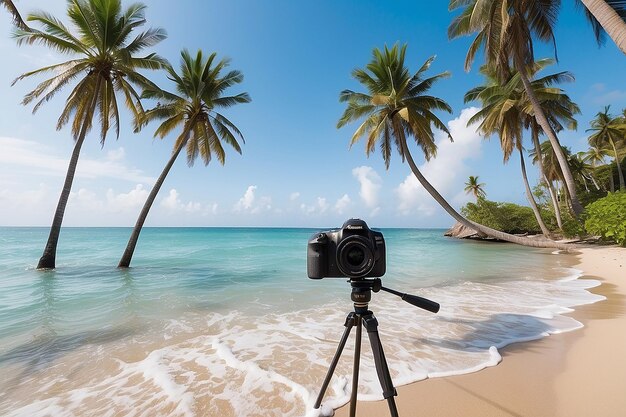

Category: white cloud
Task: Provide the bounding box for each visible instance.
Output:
[300,197,329,215]
[160,189,202,213]
[0,183,50,207]
[106,147,126,161]
[234,185,257,211]
[252,196,272,214]
[233,185,272,214]
[66,185,153,214]
[317,197,329,213]
[0,137,155,184]
[289,192,301,201]
[106,184,148,211]
[395,107,483,216]
[334,194,351,214]
[69,188,103,211]
[352,166,382,209]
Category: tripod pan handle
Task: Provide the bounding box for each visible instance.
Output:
[401,293,440,313]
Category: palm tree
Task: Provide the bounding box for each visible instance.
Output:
[577,0,626,54]
[338,43,571,249]
[12,0,166,269]
[448,0,585,218]
[1,0,29,30]
[571,152,600,192]
[118,49,250,268]
[465,64,552,238]
[587,106,626,190]
[529,139,566,229]
[464,176,486,199]
[530,141,578,221]
[518,59,579,228]
[583,146,611,191]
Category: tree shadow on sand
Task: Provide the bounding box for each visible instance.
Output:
[411,313,560,353]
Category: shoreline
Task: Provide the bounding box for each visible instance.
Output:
[334,246,626,417]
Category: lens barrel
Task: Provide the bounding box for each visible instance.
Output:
[336,236,374,278]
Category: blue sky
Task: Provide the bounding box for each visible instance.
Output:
[1,0,625,228]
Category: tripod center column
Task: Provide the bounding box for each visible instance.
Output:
[351,280,372,313]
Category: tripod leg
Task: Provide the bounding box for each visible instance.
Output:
[314,312,357,409]
[362,313,399,417]
[349,314,362,417]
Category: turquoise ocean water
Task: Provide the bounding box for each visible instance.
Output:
[0,227,604,416]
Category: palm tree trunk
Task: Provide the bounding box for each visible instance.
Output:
[400,139,572,250]
[609,139,625,189]
[37,78,101,269]
[530,128,562,230]
[546,177,564,230]
[579,0,626,54]
[581,175,590,192]
[518,147,552,238]
[589,173,601,190]
[118,135,188,268]
[515,61,584,218]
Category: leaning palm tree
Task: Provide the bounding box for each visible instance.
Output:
[12,0,166,269]
[530,141,576,220]
[530,138,566,229]
[118,49,250,268]
[577,0,626,54]
[1,0,29,30]
[465,64,552,238]
[338,43,571,249]
[587,106,626,190]
[448,0,585,218]
[464,176,486,200]
[517,59,579,227]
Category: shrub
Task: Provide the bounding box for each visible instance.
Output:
[584,191,626,246]
[560,212,586,238]
[461,198,542,234]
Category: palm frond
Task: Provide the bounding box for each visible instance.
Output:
[212,92,251,109]
[18,61,87,110]
[2,0,30,30]
[125,27,167,53]
[338,90,372,104]
[213,113,245,146]
[348,117,377,148]
[154,113,185,139]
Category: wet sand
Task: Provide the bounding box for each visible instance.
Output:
[335,246,626,417]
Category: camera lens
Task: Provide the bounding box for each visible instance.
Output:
[336,237,374,278]
[346,246,365,266]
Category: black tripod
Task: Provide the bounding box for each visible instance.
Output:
[313,278,439,417]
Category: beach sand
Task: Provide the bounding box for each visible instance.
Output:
[334,246,626,417]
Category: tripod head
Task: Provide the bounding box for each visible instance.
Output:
[349,278,440,314]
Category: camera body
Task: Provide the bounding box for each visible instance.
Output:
[307,219,386,279]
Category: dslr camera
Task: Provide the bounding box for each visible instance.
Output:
[307,219,386,279]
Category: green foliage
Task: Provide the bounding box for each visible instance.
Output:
[560,212,586,238]
[461,198,542,234]
[584,191,626,246]
[578,188,608,207]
